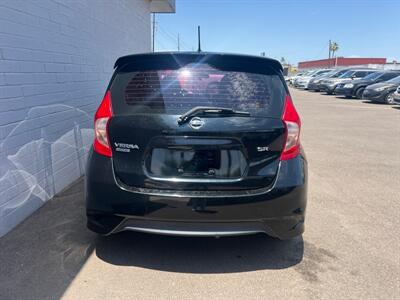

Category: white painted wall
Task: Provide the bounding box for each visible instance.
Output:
[0,0,152,236]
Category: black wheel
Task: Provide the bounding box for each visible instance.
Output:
[385,92,395,104]
[355,88,365,99]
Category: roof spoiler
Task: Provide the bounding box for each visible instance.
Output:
[113,52,283,72]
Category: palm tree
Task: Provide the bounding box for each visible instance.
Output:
[330,42,339,58]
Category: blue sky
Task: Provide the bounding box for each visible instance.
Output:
[155,0,399,64]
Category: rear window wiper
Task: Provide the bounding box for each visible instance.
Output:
[177,106,250,125]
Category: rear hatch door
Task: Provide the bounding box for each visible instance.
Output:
[108,54,287,191]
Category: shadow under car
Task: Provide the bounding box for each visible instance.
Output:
[95,230,304,274]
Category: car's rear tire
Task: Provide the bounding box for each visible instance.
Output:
[355,88,365,99]
[385,92,395,104]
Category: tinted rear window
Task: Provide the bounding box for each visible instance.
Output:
[111,62,285,118]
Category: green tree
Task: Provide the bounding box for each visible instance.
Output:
[330,42,339,58]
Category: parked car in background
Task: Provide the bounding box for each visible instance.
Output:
[335,71,400,99]
[308,68,351,91]
[394,85,400,104]
[288,71,309,85]
[362,75,400,104]
[293,69,332,89]
[319,69,378,95]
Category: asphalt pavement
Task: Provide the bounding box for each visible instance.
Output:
[0,88,399,300]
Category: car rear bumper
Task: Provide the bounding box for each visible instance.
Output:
[85,149,308,240]
[106,219,282,237]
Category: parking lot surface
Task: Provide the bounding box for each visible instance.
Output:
[0,88,399,300]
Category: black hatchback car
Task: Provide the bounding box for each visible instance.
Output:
[86,52,307,240]
[335,71,400,99]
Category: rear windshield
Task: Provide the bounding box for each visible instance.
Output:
[110,62,285,118]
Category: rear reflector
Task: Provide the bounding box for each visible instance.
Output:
[281,95,301,160]
[94,91,113,157]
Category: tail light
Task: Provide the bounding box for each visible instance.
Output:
[93,91,113,157]
[281,95,301,160]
